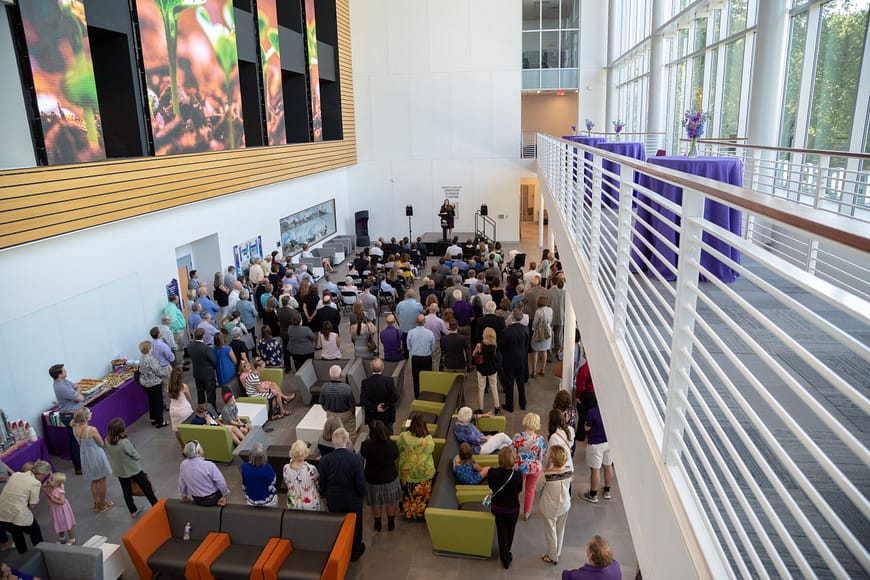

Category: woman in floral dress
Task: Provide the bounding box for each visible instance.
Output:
[283,440,321,510]
[397,413,436,519]
[512,412,547,520]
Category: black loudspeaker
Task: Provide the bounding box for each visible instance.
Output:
[355,210,370,247]
[480,204,488,216]
[406,205,414,217]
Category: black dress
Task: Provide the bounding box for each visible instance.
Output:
[488,467,522,569]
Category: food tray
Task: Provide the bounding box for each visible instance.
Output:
[77,379,107,397]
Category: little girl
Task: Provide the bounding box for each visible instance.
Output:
[453,442,490,485]
[44,472,76,545]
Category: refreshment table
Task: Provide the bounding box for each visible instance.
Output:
[0,438,51,472]
[43,377,148,459]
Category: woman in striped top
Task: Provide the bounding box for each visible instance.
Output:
[245,358,295,419]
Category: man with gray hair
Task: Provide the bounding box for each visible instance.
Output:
[500,308,530,412]
[319,365,356,433]
[360,358,398,432]
[158,314,181,366]
[318,427,366,561]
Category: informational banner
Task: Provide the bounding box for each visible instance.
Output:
[233,235,263,274]
[303,0,323,141]
[257,0,286,145]
[441,185,461,220]
[165,278,180,300]
[17,0,106,165]
[135,0,244,155]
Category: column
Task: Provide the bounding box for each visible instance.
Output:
[605,0,619,125]
[746,0,789,147]
[560,295,576,391]
[538,191,545,249]
[646,0,667,142]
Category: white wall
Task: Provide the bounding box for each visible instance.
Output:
[0,8,37,169]
[0,171,349,429]
[348,0,523,242]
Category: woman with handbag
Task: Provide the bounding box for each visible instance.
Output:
[529,295,553,376]
[487,446,523,569]
[105,418,159,518]
[472,327,502,415]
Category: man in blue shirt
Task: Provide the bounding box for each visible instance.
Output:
[322,275,340,297]
[50,364,83,474]
[406,314,435,398]
[197,312,220,346]
[196,287,220,318]
[395,289,423,357]
[187,302,203,338]
[150,327,175,370]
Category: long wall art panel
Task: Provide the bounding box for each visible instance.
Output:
[279,199,335,256]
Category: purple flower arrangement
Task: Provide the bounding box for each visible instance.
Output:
[571,124,578,136]
[682,110,710,139]
[585,118,595,132]
[612,120,625,134]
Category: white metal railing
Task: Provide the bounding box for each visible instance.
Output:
[685,139,870,222]
[537,133,870,579]
[521,132,537,159]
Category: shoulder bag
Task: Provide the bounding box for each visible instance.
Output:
[482,470,514,508]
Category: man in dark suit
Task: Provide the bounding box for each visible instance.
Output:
[319,428,366,561]
[188,328,218,407]
[360,358,399,433]
[500,309,530,412]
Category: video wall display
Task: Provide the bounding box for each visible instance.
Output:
[257,0,287,145]
[279,199,336,256]
[17,0,106,165]
[303,0,323,141]
[134,0,245,155]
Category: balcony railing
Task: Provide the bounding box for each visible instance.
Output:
[537,134,870,579]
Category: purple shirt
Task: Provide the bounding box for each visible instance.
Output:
[424,314,448,343]
[585,407,607,445]
[454,422,486,454]
[197,321,219,346]
[452,300,473,326]
[380,326,404,361]
[151,338,175,367]
[178,456,229,499]
[562,561,621,580]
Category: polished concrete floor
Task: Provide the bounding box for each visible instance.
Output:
[2,222,640,579]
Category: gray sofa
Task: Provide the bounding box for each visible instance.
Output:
[345,357,407,404]
[14,542,104,580]
[290,358,353,405]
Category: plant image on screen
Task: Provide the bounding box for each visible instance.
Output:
[257,0,286,145]
[18,0,106,165]
[303,0,322,141]
[136,0,245,155]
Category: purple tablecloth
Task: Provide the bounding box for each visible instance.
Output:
[0,438,51,472]
[43,378,148,459]
[564,135,608,147]
[596,141,647,208]
[636,156,743,283]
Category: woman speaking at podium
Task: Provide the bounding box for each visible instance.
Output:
[439,199,455,241]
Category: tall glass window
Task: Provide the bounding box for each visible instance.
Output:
[720,38,745,139]
[807,0,869,151]
[522,0,580,89]
[780,13,808,148]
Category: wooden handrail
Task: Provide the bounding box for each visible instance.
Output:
[555,136,870,253]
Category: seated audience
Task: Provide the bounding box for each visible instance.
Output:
[241,443,277,507]
[178,440,229,507]
[453,406,513,454]
[192,404,246,446]
[219,393,252,436]
[453,442,489,484]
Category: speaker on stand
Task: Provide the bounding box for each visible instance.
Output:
[355,210,370,248]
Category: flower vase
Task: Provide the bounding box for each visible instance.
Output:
[586,130,592,137]
[687,138,698,158]
[614,133,621,142]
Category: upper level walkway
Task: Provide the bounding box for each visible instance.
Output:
[535,133,869,579]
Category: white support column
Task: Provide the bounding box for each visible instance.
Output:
[646,0,667,136]
[560,294,576,391]
[605,0,618,125]
[747,0,789,148]
[539,191,545,249]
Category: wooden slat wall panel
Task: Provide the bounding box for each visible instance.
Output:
[0,0,355,251]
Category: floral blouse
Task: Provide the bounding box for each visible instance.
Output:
[512,431,546,475]
[257,338,283,368]
[283,461,321,511]
[397,431,436,483]
[454,461,483,485]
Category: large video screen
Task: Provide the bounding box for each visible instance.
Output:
[135,0,245,155]
[257,0,286,145]
[18,0,106,165]
[280,199,336,257]
[303,0,323,141]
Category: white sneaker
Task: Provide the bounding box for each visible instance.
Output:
[581,491,599,503]
[603,489,612,500]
